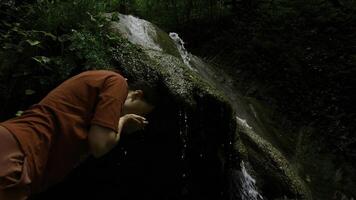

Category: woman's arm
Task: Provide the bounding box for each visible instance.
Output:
[88,114,147,158]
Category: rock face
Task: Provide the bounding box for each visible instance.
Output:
[103,13,313,200]
[94,13,237,199]
[105,13,228,108]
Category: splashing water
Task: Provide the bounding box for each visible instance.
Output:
[169,32,195,71]
[110,14,162,51]
[179,109,189,162]
[239,161,264,200]
[229,162,264,200]
[236,116,252,130]
[178,109,191,196]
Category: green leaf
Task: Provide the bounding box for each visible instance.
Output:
[25,89,36,95]
[87,12,96,22]
[58,34,71,42]
[26,39,41,46]
[0,20,12,27]
[32,56,51,65]
[15,110,24,117]
[2,43,17,49]
[32,30,57,40]
[111,13,119,21]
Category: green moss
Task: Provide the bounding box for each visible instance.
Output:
[245,97,297,156]
[151,24,181,58]
[239,126,312,199]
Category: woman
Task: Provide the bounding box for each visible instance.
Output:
[0,69,156,199]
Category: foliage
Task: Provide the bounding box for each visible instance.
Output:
[0,0,126,119]
[105,0,230,30]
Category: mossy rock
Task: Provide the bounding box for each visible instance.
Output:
[104,12,314,199]
[105,13,229,109]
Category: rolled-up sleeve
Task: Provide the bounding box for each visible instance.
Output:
[90,74,128,133]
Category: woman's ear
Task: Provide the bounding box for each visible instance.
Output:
[132,90,143,100]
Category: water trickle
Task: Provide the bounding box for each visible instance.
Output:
[182,173,187,179]
[179,109,189,162]
[170,32,265,199]
[169,32,195,71]
[229,162,264,200]
[178,109,190,194]
[236,116,252,130]
[239,161,264,200]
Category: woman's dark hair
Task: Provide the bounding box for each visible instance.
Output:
[109,68,161,106]
[128,79,159,106]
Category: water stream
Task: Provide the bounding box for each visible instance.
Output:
[178,109,191,197]
[169,32,194,70]
[239,161,264,200]
[169,32,264,200]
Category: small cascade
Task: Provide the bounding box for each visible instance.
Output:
[169,32,195,71]
[228,162,264,200]
[172,33,265,199]
[236,116,252,130]
[239,161,264,200]
[113,14,162,51]
[178,109,191,196]
[179,109,189,162]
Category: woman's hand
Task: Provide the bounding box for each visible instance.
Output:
[119,114,148,135]
[88,114,148,158]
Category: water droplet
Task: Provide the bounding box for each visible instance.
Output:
[179,130,183,136]
[124,151,128,156]
[182,173,187,178]
[199,153,203,158]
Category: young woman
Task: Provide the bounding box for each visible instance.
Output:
[0,69,156,199]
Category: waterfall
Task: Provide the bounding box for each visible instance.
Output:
[236,116,252,130]
[239,161,264,200]
[170,32,264,200]
[109,13,162,51]
[178,109,191,197]
[169,32,195,70]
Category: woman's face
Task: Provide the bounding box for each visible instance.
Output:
[122,90,154,116]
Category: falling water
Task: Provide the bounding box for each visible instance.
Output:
[109,13,162,51]
[169,32,195,71]
[179,109,189,162]
[178,109,190,196]
[239,161,264,200]
[236,116,252,130]
[171,32,264,200]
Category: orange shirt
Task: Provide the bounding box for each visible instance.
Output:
[0,70,128,193]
